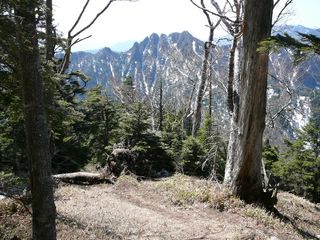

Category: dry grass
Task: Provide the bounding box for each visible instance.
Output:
[154,174,244,211]
[0,174,319,239]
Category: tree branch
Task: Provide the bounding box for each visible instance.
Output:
[71,35,92,47]
[59,0,136,74]
[272,0,293,28]
[68,0,90,37]
[211,0,234,34]
[190,0,234,23]
[72,0,115,39]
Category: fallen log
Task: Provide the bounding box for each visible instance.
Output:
[52,172,115,185]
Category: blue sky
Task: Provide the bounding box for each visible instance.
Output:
[53,0,320,51]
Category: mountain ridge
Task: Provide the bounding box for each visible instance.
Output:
[69,25,320,144]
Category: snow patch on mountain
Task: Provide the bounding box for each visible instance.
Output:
[292,96,311,130]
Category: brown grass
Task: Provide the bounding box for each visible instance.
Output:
[0,174,319,239]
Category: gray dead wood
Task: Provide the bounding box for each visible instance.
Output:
[53,172,114,185]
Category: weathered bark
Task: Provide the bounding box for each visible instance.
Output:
[191,0,215,137]
[208,61,213,119]
[53,172,114,184]
[182,80,197,134]
[227,38,237,112]
[192,41,212,137]
[16,1,57,239]
[159,78,164,131]
[224,0,273,203]
[46,0,54,61]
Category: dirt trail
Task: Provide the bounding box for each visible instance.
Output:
[54,176,312,240]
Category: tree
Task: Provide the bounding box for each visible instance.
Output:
[269,123,320,202]
[181,136,204,175]
[198,114,227,180]
[58,0,136,74]
[81,86,119,164]
[190,0,220,137]
[224,0,273,203]
[15,1,56,238]
[261,32,320,63]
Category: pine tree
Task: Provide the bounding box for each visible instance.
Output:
[260,32,320,62]
[271,125,320,202]
[181,136,204,175]
[81,86,119,164]
[196,114,226,180]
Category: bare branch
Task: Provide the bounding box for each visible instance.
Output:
[273,0,281,8]
[266,73,295,126]
[71,35,92,47]
[68,0,90,37]
[190,0,234,23]
[201,0,213,29]
[59,0,136,74]
[211,0,234,34]
[72,0,115,39]
[226,0,234,12]
[200,0,222,42]
[272,0,293,28]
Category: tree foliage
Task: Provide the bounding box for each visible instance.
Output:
[260,32,320,62]
[264,123,320,203]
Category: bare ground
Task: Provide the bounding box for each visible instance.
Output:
[1,174,319,239]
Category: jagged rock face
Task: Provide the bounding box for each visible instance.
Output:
[69,26,320,142]
[70,31,207,95]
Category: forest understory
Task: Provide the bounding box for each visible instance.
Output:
[1,174,319,240]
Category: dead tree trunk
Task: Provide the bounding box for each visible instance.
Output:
[224,0,273,203]
[53,172,114,184]
[192,41,212,136]
[191,0,218,137]
[158,78,164,131]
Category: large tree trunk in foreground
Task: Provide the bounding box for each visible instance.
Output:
[17,1,56,239]
[224,0,273,203]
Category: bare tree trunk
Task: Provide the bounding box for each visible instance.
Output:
[208,59,213,119]
[192,41,212,136]
[224,0,273,203]
[227,38,238,112]
[16,2,56,239]
[159,78,164,131]
[191,0,217,137]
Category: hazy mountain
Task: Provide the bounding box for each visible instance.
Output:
[69,25,320,143]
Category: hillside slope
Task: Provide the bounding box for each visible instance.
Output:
[1,174,319,239]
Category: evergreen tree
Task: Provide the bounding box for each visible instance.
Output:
[262,139,279,174]
[265,124,320,203]
[197,114,227,180]
[0,91,26,172]
[81,86,119,165]
[161,111,186,169]
[181,136,204,176]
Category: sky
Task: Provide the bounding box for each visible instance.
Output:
[53,0,320,51]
